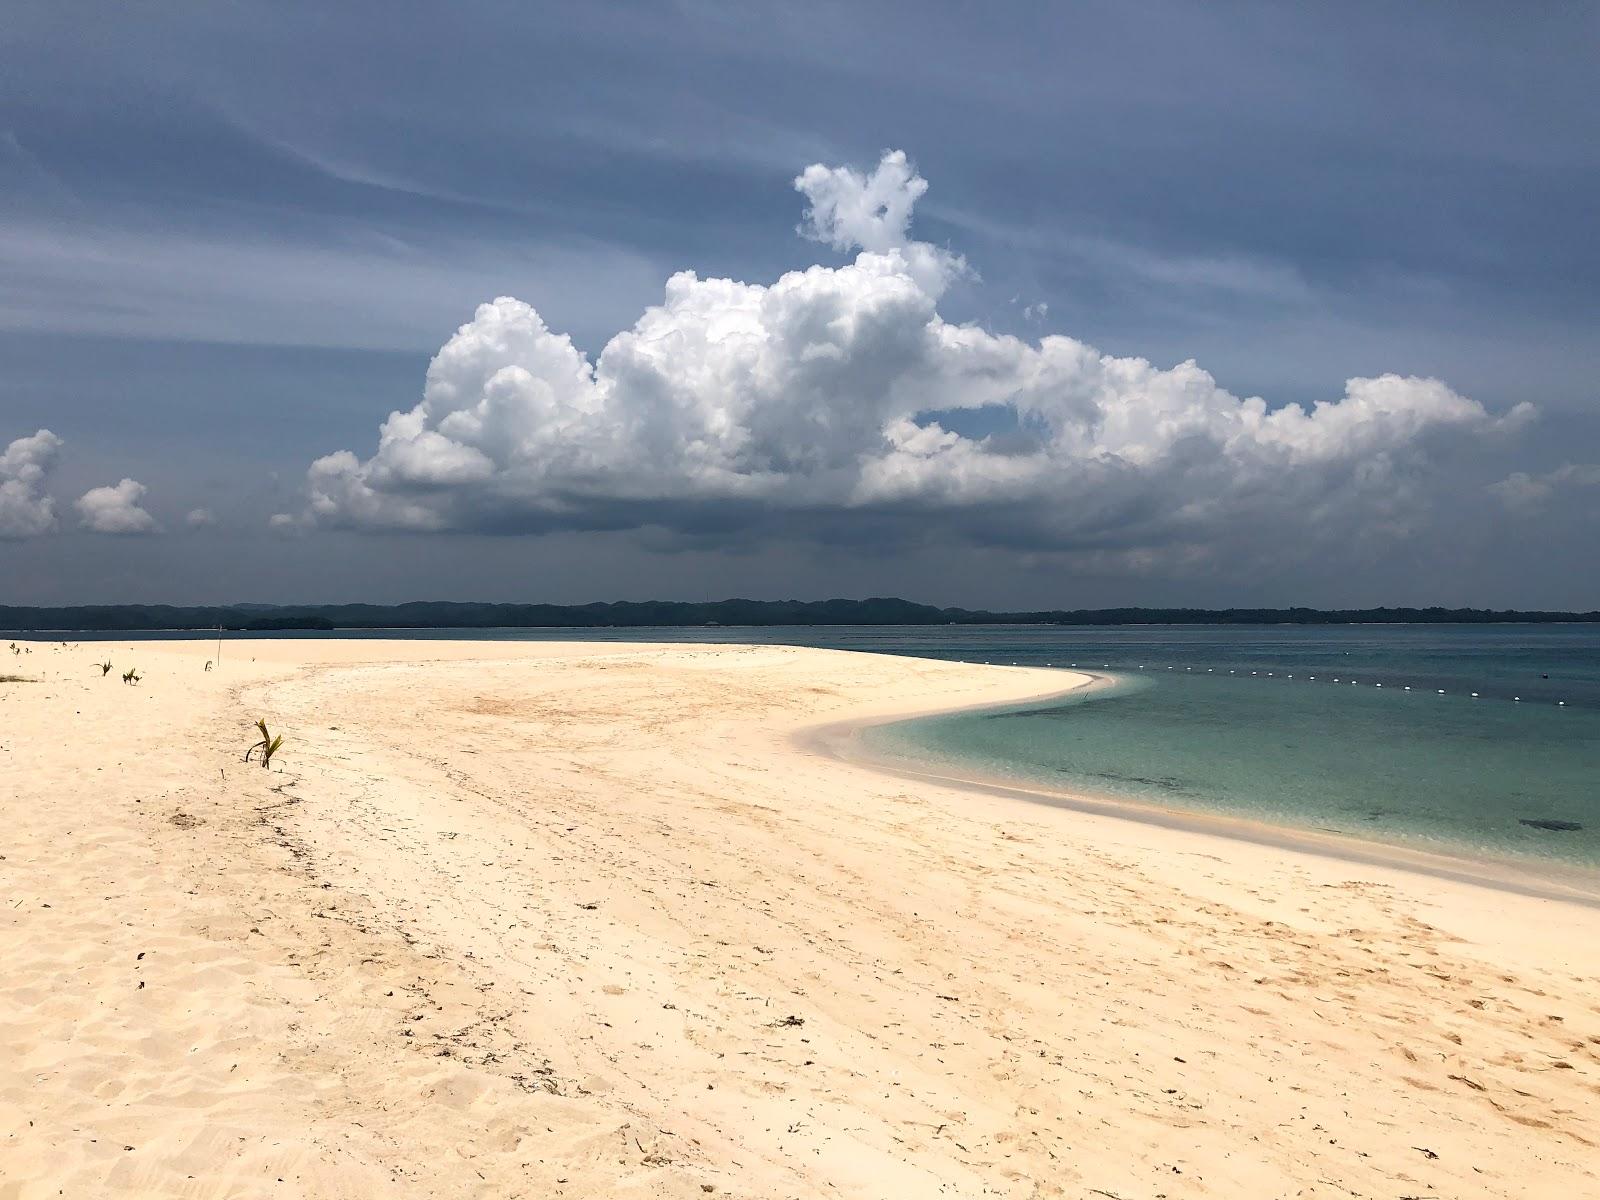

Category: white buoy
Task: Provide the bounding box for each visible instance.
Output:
[1471,692,1479,698]
[1404,686,1410,690]
[1438,689,1445,694]
[1514,696,1521,701]
[1375,683,1382,687]
[1559,701,1566,706]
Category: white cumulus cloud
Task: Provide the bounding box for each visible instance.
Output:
[185,507,217,528]
[0,428,62,538]
[288,150,1534,563]
[76,479,160,535]
[796,149,927,254]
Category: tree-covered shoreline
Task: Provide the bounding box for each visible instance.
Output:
[3,598,1597,632]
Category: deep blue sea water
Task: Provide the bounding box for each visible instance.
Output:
[15,623,1599,869]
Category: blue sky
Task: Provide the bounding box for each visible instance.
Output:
[2,2,1597,607]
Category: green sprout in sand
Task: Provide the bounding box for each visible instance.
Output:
[246,719,284,769]
[100,661,114,677]
[122,668,141,685]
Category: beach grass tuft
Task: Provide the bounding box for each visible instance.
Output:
[246,719,285,768]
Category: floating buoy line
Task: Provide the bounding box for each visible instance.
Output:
[1026,659,1575,707]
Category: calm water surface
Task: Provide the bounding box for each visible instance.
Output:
[17,623,1600,869]
[853,625,1600,871]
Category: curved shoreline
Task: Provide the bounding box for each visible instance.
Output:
[797,675,1600,909]
[12,637,1600,1196]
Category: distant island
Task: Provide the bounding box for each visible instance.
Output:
[3,598,1598,632]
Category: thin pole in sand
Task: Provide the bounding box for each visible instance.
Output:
[216,624,223,669]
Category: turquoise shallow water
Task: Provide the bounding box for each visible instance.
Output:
[855,626,1600,871]
[17,622,1600,869]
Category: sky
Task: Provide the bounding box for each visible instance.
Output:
[2,1,1597,610]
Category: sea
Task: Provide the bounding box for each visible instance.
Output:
[16,623,1600,872]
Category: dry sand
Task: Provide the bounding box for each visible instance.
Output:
[2,637,1598,1198]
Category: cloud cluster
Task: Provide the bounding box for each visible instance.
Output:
[0,428,62,538]
[2,429,163,538]
[288,151,1533,562]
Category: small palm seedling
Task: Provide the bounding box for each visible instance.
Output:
[246,719,284,769]
[122,668,141,685]
[100,661,114,677]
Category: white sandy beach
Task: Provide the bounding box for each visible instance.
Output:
[2,638,1598,1198]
